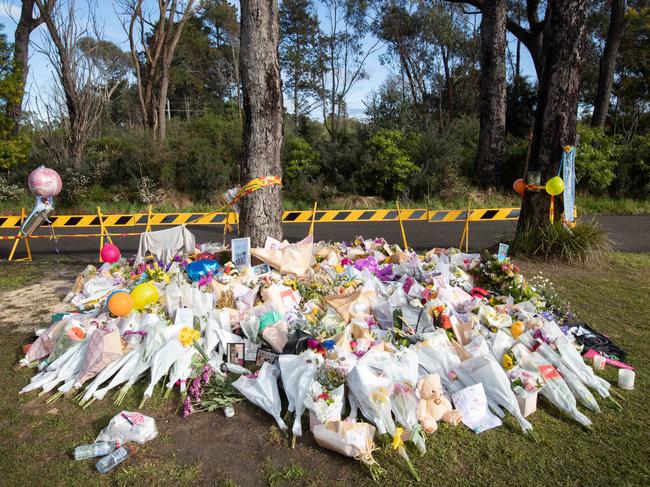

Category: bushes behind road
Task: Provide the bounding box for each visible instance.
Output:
[2,112,650,208]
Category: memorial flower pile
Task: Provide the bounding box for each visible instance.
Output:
[18,230,630,480]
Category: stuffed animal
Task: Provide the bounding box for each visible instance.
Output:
[416,373,462,433]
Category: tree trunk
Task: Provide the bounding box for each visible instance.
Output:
[158,72,170,140]
[8,0,43,134]
[515,39,521,78]
[239,0,284,247]
[517,0,589,232]
[591,0,629,129]
[294,74,299,128]
[442,47,453,121]
[474,0,507,187]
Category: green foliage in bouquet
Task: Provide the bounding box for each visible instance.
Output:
[474,251,534,302]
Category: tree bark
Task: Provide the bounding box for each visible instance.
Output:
[239,0,284,247]
[474,0,507,187]
[126,0,194,140]
[36,0,86,169]
[591,0,629,129]
[517,0,589,231]
[7,0,46,134]
[446,0,544,79]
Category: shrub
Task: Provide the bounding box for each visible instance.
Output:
[413,115,480,197]
[358,129,419,199]
[0,174,27,202]
[575,124,620,194]
[512,219,613,264]
[283,135,320,185]
[610,133,650,199]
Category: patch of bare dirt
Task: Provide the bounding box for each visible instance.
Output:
[0,265,79,333]
[154,401,364,486]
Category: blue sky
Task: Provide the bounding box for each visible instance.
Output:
[1,0,536,119]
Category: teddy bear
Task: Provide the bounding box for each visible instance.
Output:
[416,373,462,433]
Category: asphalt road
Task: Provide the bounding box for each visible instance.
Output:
[1,214,648,261]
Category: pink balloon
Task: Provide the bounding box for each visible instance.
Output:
[100,243,121,264]
[28,166,62,197]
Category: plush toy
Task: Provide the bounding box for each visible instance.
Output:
[416,373,462,433]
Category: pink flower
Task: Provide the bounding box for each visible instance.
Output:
[182,396,193,418]
[403,277,414,294]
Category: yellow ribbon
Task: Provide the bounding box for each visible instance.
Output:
[196,176,282,239]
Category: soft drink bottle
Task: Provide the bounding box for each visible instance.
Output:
[95,445,133,473]
[73,441,120,461]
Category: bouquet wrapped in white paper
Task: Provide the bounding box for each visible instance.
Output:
[415,331,465,395]
[233,362,287,431]
[346,364,395,435]
[278,350,323,442]
[458,356,534,437]
[304,382,345,426]
[535,342,601,413]
[521,351,592,428]
[391,380,426,455]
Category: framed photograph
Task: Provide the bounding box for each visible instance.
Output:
[255,348,279,367]
[244,342,260,362]
[252,263,271,277]
[227,343,245,366]
[231,237,251,271]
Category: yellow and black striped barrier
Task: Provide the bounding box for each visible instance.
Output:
[1,205,521,262]
[0,207,519,229]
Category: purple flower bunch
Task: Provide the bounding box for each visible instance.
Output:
[182,365,214,418]
[354,256,379,273]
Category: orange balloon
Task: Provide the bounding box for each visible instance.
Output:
[513,178,527,195]
[108,291,134,317]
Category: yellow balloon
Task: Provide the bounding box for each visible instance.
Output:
[130,282,159,310]
[545,176,564,196]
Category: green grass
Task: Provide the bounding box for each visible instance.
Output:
[0,254,648,486]
[263,459,305,487]
[0,262,44,290]
[2,192,649,215]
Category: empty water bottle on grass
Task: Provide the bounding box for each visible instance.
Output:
[95,445,134,474]
[74,441,120,460]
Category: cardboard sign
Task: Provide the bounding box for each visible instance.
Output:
[538,364,561,380]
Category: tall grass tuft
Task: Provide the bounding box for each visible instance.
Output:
[513,219,613,264]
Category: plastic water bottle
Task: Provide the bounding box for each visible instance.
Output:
[74,441,119,460]
[95,445,132,473]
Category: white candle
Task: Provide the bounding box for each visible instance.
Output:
[593,355,606,370]
[618,369,635,390]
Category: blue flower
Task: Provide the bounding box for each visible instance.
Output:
[541,311,555,321]
[322,339,336,350]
